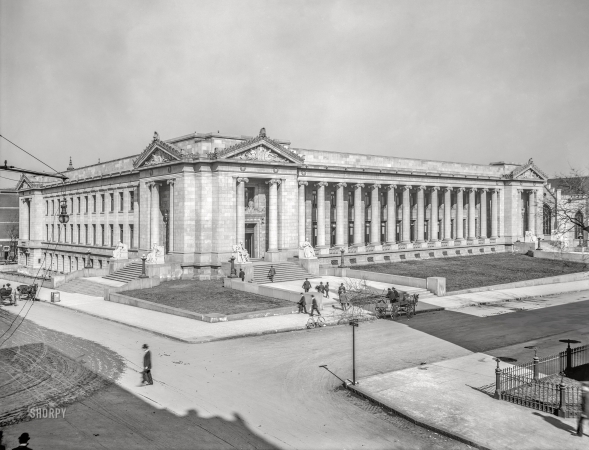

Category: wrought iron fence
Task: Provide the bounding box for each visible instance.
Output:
[496,345,587,418]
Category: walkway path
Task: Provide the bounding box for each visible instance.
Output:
[351,352,587,449]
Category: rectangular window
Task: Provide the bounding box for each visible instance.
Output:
[119,224,124,243]
[109,225,114,247]
[46,201,49,215]
[85,196,88,213]
[119,192,124,212]
[101,225,105,246]
[92,224,96,245]
[70,197,74,214]
[52,200,55,215]
[129,224,134,248]
[46,224,49,240]
[110,193,114,212]
[245,187,255,207]
[77,224,80,244]
[52,224,55,241]
[129,190,135,211]
[312,190,317,208]
[92,195,96,213]
[101,194,105,213]
[85,225,89,244]
[77,197,81,213]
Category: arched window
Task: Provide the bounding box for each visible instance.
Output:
[574,211,584,239]
[543,204,552,235]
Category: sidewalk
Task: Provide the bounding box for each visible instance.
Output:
[426,278,589,310]
[349,353,586,449]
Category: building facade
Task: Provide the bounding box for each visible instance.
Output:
[0,188,19,262]
[16,128,551,276]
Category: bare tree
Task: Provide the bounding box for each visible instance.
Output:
[545,169,589,240]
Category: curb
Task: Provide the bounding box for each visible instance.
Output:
[347,384,491,450]
[461,288,588,308]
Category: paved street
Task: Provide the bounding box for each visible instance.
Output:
[0,301,470,450]
[1,290,588,449]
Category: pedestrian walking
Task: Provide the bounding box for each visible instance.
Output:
[302,278,311,293]
[337,283,346,297]
[141,344,153,386]
[239,268,245,282]
[578,381,589,437]
[324,282,330,298]
[310,295,321,316]
[315,281,325,297]
[297,293,308,314]
[268,265,276,283]
[12,433,32,450]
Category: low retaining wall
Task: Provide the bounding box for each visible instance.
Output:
[103,277,162,300]
[53,268,110,287]
[532,250,589,263]
[449,270,589,295]
[319,267,446,296]
[224,277,306,302]
[107,291,297,323]
[0,272,54,289]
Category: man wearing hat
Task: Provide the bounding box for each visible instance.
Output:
[141,344,153,385]
[578,381,589,437]
[12,432,32,449]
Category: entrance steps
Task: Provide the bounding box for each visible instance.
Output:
[252,261,313,284]
[57,279,106,297]
[102,262,143,283]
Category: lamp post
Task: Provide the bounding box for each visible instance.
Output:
[139,254,148,278]
[228,256,237,278]
[559,339,581,374]
[84,249,92,269]
[347,318,359,385]
[338,247,347,268]
[58,198,70,225]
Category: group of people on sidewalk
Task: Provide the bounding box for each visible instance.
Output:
[0,283,17,306]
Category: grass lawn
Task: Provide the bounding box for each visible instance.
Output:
[123,280,294,315]
[360,253,588,292]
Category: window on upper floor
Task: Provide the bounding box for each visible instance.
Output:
[52,200,55,215]
[119,192,124,212]
[110,193,114,212]
[46,201,49,215]
[93,195,97,213]
[129,191,135,211]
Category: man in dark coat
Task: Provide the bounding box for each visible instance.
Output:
[302,278,312,292]
[315,282,325,296]
[142,344,153,385]
[297,293,308,314]
[310,295,321,316]
[268,266,276,283]
[239,268,245,282]
[12,432,32,449]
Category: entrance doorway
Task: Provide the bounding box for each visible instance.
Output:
[245,232,254,258]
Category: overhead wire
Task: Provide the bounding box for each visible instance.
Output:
[0,133,62,174]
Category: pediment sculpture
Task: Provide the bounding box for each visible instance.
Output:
[112,241,129,260]
[143,150,172,167]
[234,146,288,163]
[519,169,541,179]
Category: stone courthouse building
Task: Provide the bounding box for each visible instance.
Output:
[16,128,552,277]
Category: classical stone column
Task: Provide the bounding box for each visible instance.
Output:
[266,179,281,252]
[528,189,536,235]
[491,189,498,238]
[150,182,160,247]
[236,177,248,247]
[385,185,396,244]
[443,187,452,240]
[167,179,175,252]
[416,186,425,243]
[370,184,381,244]
[21,199,30,240]
[335,183,347,246]
[353,184,364,245]
[468,188,476,239]
[456,187,464,240]
[480,188,488,238]
[430,187,440,241]
[298,181,307,244]
[315,181,328,247]
[401,185,411,243]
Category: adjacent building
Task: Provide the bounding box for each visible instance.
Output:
[0,188,19,262]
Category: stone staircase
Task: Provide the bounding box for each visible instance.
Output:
[252,261,314,284]
[102,262,143,283]
[56,279,106,297]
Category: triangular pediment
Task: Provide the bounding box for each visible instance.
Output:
[212,129,304,164]
[508,159,548,181]
[16,174,33,191]
[133,133,184,168]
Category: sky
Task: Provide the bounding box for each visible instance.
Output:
[1,0,588,188]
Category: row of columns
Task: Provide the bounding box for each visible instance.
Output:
[298,182,501,246]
